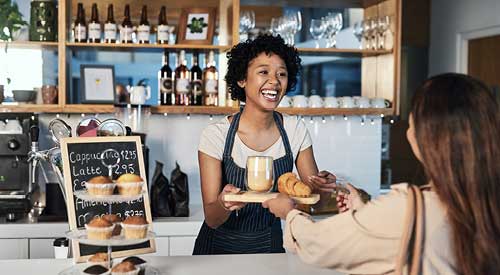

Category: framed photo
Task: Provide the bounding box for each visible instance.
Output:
[177,8,216,45]
[80,64,116,104]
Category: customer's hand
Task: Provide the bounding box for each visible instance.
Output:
[336,183,367,212]
[262,193,296,220]
[308,170,337,192]
[218,184,246,211]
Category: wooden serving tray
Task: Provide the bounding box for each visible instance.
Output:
[224,191,320,205]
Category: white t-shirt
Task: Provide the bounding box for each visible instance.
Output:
[198,114,312,168]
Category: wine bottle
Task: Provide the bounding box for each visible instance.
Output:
[157,6,169,44]
[191,52,203,106]
[74,3,86,43]
[175,50,191,106]
[158,51,174,105]
[203,51,219,106]
[88,3,101,43]
[137,5,150,44]
[104,4,117,43]
[120,4,134,43]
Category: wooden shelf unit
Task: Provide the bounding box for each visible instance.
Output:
[0,104,61,113]
[46,105,393,116]
[0,41,59,49]
[297,48,392,57]
[66,42,231,51]
[5,0,400,116]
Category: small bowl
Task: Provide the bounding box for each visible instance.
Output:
[12,90,36,102]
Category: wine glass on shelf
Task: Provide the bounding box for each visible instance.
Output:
[377,15,390,49]
[285,12,299,45]
[330,13,343,48]
[239,10,255,41]
[353,21,364,49]
[369,18,378,50]
[362,19,373,50]
[309,19,326,48]
[270,17,280,37]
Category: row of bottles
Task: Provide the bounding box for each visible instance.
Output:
[74,3,170,44]
[159,50,219,106]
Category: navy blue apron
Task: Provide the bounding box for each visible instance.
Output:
[193,111,294,254]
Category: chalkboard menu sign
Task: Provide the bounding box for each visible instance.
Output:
[61,136,155,262]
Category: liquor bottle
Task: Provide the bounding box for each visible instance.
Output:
[175,50,191,106]
[191,52,203,105]
[203,51,219,106]
[88,3,101,43]
[157,6,169,44]
[158,51,174,105]
[74,3,86,42]
[137,5,150,44]
[120,4,134,43]
[104,4,117,43]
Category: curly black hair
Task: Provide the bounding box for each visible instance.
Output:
[225,34,302,102]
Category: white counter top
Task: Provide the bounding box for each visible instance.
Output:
[1,254,344,275]
[0,205,204,239]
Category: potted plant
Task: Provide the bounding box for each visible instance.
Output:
[0,0,28,41]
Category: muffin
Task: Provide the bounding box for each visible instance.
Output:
[111,261,139,275]
[85,217,114,240]
[86,176,115,196]
[122,257,146,275]
[83,265,109,275]
[116,174,144,195]
[121,216,148,239]
[102,214,122,236]
[88,252,109,267]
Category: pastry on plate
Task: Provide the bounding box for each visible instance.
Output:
[111,261,139,275]
[121,216,149,239]
[102,214,122,236]
[116,174,144,195]
[85,217,114,240]
[122,256,147,275]
[88,252,109,267]
[277,172,312,197]
[86,176,115,196]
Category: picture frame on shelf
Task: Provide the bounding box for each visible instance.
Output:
[177,7,216,45]
[80,64,116,104]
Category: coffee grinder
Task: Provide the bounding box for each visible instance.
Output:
[0,113,39,221]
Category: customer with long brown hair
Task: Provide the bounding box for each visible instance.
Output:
[264,73,500,274]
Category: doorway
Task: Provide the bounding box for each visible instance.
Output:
[468,35,500,97]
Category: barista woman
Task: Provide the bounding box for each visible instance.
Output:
[193,35,336,255]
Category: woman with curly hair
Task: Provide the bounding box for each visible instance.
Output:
[264,73,500,274]
[193,35,337,255]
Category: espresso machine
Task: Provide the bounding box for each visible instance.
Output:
[0,113,39,221]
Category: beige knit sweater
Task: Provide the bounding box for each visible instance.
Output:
[284,184,457,275]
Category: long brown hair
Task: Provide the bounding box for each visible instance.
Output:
[411,73,500,275]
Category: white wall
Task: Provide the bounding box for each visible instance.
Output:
[38,113,382,202]
[429,0,500,75]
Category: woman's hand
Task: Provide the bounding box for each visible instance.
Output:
[218,184,247,211]
[308,170,337,192]
[262,193,296,220]
[336,183,367,212]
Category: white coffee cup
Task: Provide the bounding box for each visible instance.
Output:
[292,95,308,108]
[308,95,324,108]
[324,97,339,108]
[356,97,371,108]
[340,96,355,108]
[370,98,391,108]
[278,95,292,108]
[127,85,151,105]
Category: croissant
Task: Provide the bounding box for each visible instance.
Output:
[277,172,312,197]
